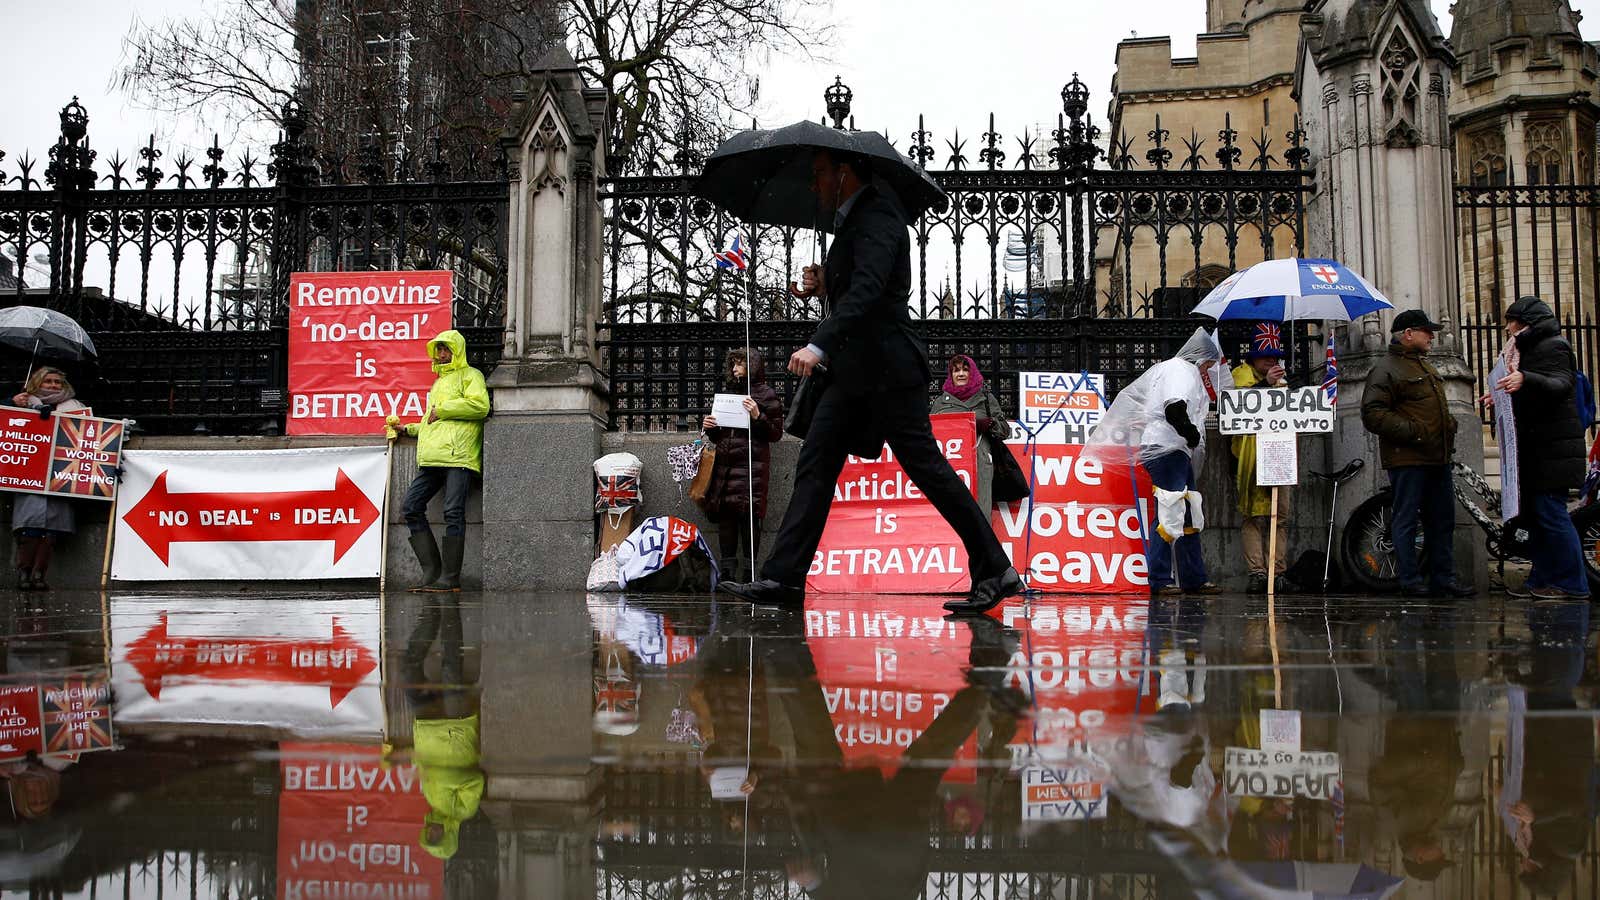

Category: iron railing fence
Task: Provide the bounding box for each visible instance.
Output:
[599,77,1310,328]
[1460,316,1600,428]
[605,318,1321,432]
[0,97,509,433]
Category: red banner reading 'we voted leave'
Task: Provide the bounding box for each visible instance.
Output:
[807,413,978,594]
[993,443,1152,594]
[288,271,452,436]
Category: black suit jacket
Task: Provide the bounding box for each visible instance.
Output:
[809,185,930,395]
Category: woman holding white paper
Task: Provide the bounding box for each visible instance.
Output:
[699,349,785,576]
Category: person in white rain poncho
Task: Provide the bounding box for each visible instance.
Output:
[1089,328,1227,596]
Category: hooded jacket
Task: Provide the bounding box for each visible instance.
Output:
[414,711,485,860]
[1505,296,1585,494]
[703,350,784,520]
[405,331,491,473]
[1361,341,1456,469]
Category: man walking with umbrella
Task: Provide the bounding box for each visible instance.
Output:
[712,146,1020,611]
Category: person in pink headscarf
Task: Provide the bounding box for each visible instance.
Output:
[931,355,1010,513]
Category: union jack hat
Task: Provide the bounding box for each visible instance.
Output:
[1246,322,1285,360]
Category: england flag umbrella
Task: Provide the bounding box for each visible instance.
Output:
[1191,258,1393,323]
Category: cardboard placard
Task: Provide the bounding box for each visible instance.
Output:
[1217,387,1335,435]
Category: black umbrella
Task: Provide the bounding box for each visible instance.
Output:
[694,120,947,232]
[0,306,96,387]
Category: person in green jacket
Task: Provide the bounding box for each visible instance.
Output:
[389,330,491,592]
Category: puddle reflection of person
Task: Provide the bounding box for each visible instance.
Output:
[760,611,1026,899]
[689,625,781,837]
[395,598,486,864]
[1499,603,1596,894]
[1371,608,1463,883]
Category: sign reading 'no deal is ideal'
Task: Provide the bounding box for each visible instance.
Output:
[288,270,452,436]
[112,446,389,581]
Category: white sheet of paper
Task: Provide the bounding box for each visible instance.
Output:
[1256,430,1298,486]
[711,393,751,429]
[1260,708,1302,754]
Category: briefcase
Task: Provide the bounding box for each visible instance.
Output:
[785,363,830,440]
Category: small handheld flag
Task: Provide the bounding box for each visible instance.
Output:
[1323,332,1339,405]
[713,234,749,271]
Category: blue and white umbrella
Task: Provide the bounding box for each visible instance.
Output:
[1192,258,1393,322]
[1237,862,1404,899]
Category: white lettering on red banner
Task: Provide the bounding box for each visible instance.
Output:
[113,447,388,581]
[288,271,450,436]
[278,743,444,900]
[0,408,126,500]
[994,443,1151,594]
[807,414,976,593]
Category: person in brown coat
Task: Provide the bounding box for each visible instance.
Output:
[700,349,785,578]
[1360,309,1471,598]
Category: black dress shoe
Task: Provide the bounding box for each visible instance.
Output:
[717,579,804,606]
[943,568,1025,615]
[1431,582,1476,599]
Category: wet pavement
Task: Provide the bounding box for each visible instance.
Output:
[0,590,1596,898]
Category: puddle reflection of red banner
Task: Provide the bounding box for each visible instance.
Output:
[804,595,1150,783]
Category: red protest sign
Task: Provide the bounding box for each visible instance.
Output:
[288,271,451,436]
[277,743,443,900]
[0,684,44,759]
[992,444,1152,594]
[0,408,124,500]
[807,414,978,594]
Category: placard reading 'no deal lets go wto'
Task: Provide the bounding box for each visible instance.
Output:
[288,271,452,436]
[1217,386,1334,435]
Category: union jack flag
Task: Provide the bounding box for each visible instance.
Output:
[1323,332,1340,405]
[1253,321,1283,353]
[595,474,641,513]
[713,234,749,271]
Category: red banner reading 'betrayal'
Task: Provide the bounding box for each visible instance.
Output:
[807,413,978,594]
[288,271,452,436]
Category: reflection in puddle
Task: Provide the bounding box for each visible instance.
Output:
[0,591,1593,896]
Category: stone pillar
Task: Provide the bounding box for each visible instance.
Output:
[483,47,610,591]
[1298,0,1488,587]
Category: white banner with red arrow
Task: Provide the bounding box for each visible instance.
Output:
[112,446,389,581]
[109,595,383,737]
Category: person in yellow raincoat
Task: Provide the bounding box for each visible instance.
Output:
[1231,324,1292,594]
[386,330,491,592]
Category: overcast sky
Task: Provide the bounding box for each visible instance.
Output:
[9,1,1600,166]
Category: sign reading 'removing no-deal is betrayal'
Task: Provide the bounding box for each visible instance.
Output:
[288,271,452,436]
[113,447,388,581]
[1216,386,1334,435]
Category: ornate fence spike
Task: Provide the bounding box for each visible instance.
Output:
[171,153,195,190]
[202,136,228,188]
[980,113,1004,170]
[137,135,163,190]
[1181,129,1206,171]
[1217,113,1241,171]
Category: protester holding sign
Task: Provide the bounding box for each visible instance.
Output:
[1495,297,1589,601]
[931,354,1010,514]
[1230,326,1294,594]
[389,331,490,593]
[1360,310,1472,598]
[10,367,87,590]
[698,349,785,576]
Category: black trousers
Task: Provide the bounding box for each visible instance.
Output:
[761,384,1008,586]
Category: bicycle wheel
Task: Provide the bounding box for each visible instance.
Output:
[1342,493,1414,593]
[1573,504,1600,593]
